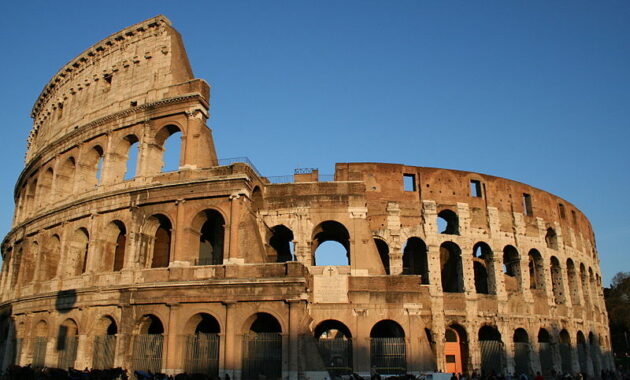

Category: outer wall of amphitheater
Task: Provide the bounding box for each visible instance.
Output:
[0,15,613,379]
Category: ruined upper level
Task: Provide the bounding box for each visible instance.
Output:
[26,15,199,164]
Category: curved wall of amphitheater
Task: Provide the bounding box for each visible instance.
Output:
[0,15,612,379]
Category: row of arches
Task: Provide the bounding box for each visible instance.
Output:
[1,214,603,310]
[0,310,611,377]
[16,124,183,223]
[18,312,280,378]
[435,209,560,252]
[370,236,601,306]
[443,324,606,376]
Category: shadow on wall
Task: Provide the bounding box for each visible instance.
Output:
[55,289,77,314]
[0,307,18,370]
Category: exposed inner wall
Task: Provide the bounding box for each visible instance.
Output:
[335,162,596,257]
[26,15,195,163]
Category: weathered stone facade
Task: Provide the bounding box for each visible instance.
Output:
[0,15,613,379]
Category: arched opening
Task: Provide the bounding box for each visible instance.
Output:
[160,127,182,173]
[440,242,463,293]
[559,329,572,373]
[473,242,494,294]
[479,326,504,375]
[445,324,468,374]
[132,315,164,374]
[32,321,48,368]
[16,186,27,221]
[20,241,38,285]
[68,228,89,276]
[589,332,602,376]
[370,320,406,375]
[124,135,140,180]
[37,168,54,207]
[243,313,282,380]
[57,157,76,199]
[81,145,105,188]
[9,246,22,288]
[197,210,225,266]
[251,186,263,210]
[26,178,37,216]
[56,319,78,370]
[538,329,553,377]
[513,328,530,375]
[545,228,558,250]
[566,259,580,305]
[550,257,565,304]
[101,221,126,272]
[577,331,587,373]
[588,268,597,309]
[93,316,117,369]
[502,245,522,292]
[184,313,221,376]
[40,235,60,281]
[113,224,126,272]
[312,221,350,266]
[314,320,353,376]
[402,237,429,284]
[437,209,459,235]
[150,215,172,268]
[374,238,390,275]
[528,249,545,290]
[269,225,294,263]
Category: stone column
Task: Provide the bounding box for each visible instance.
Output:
[387,202,403,275]
[171,199,190,265]
[85,214,100,275]
[164,303,181,375]
[100,132,117,185]
[182,110,217,169]
[353,308,371,377]
[492,255,507,301]
[559,261,573,309]
[519,253,533,302]
[427,245,442,296]
[227,194,241,263]
[405,306,424,374]
[223,302,240,379]
[468,324,481,373]
[461,244,476,298]
[433,326,446,372]
[287,299,302,380]
[138,121,164,176]
[74,334,90,369]
[499,324,514,375]
[530,338,542,375]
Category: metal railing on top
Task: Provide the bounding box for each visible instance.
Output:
[265,174,335,184]
[217,157,262,177]
[217,157,337,184]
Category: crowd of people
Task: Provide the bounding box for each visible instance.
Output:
[411,368,630,380]
[0,366,629,380]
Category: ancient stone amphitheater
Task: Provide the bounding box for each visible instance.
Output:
[0,15,613,379]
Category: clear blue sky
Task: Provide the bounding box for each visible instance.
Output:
[0,1,628,285]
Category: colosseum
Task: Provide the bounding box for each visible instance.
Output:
[0,15,613,379]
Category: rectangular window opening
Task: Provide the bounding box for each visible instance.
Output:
[571,210,577,225]
[470,180,482,197]
[559,203,566,219]
[523,193,533,216]
[403,174,416,192]
[445,355,456,363]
